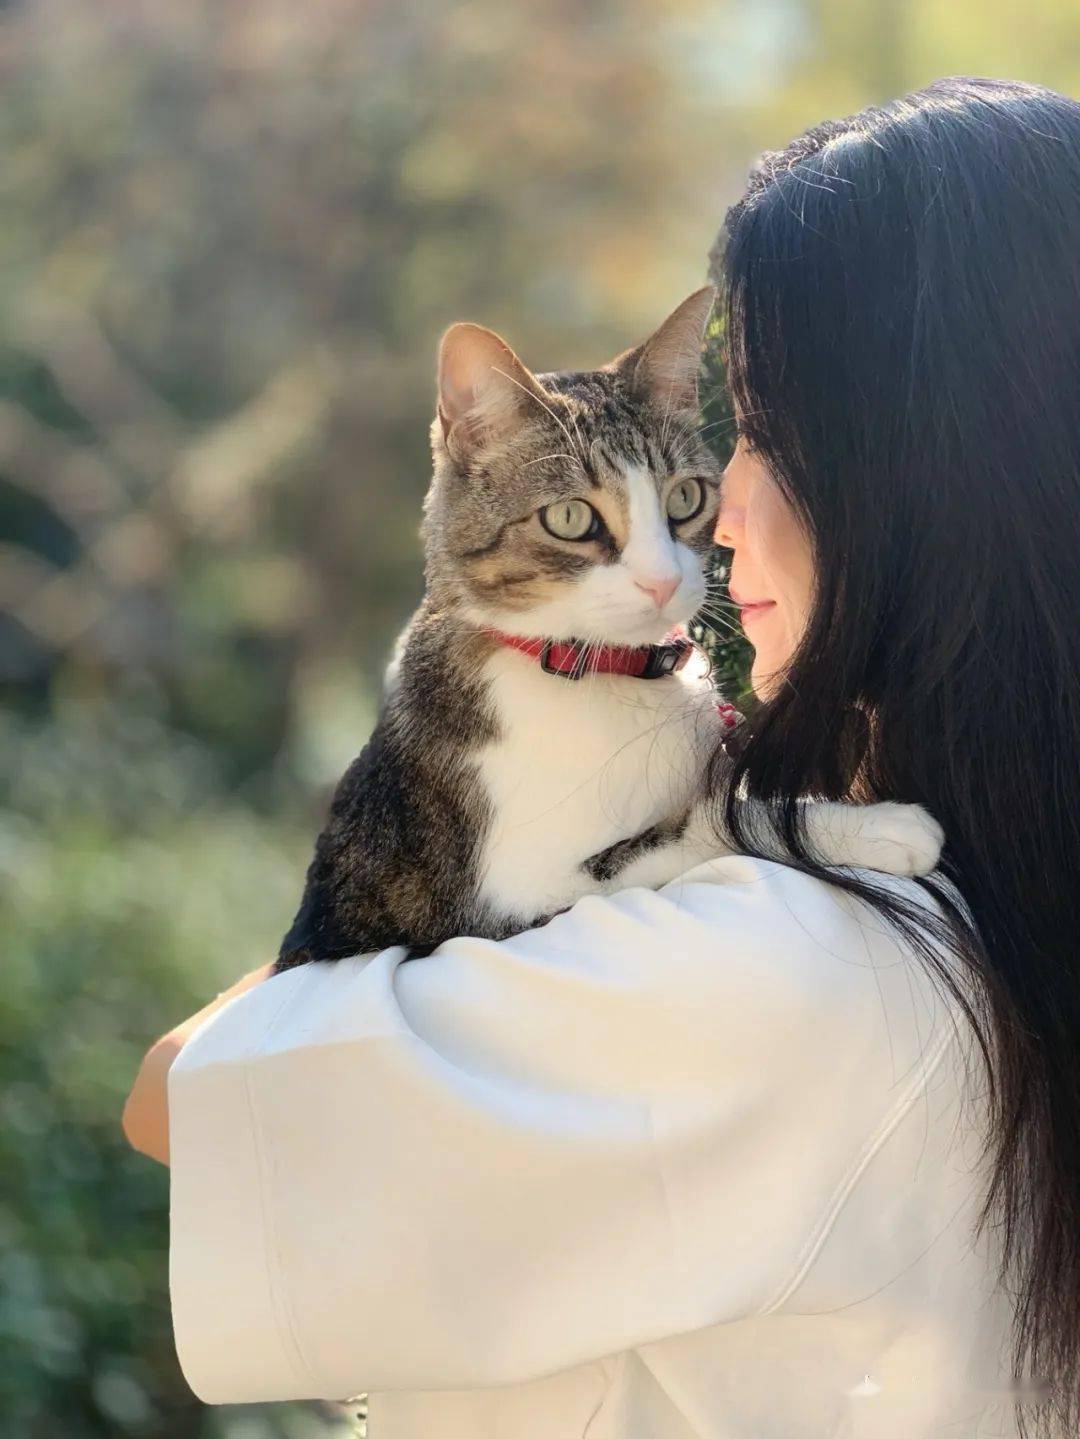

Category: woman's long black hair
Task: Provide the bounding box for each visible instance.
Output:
[707,76,1080,1437]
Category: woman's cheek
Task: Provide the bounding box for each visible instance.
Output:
[746,486,814,680]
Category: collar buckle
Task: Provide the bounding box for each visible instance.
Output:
[638,636,693,679]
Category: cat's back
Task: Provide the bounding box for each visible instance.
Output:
[278,605,500,964]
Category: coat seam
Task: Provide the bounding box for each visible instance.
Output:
[754,1019,959,1317]
[241,965,327,1393]
[581,1353,624,1438]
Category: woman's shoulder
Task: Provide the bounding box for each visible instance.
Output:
[647,850,964,1056]
[375,848,963,1113]
[507,848,958,1018]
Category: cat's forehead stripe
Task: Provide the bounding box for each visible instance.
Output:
[536,366,701,478]
[594,439,643,476]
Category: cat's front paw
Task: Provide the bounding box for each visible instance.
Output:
[835,802,944,877]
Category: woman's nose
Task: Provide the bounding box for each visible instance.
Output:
[714,496,745,549]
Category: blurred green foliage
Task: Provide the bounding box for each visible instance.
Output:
[2,0,1077,1433]
[1,703,337,1436]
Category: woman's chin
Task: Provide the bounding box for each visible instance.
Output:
[750,651,788,702]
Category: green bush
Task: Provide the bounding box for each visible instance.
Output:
[1,706,356,1437]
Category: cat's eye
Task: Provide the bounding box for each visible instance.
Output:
[539,498,601,542]
[666,478,706,523]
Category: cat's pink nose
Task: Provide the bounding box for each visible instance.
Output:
[634,574,680,609]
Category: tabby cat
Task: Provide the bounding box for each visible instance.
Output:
[276,287,941,970]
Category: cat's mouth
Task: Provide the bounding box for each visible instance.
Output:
[470,573,707,651]
[565,612,696,648]
[591,594,703,645]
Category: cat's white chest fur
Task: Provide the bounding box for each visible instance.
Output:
[475,645,720,920]
[473,644,947,924]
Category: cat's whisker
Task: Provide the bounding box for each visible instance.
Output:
[698,627,741,649]
[698,598,740,621]
[698,596,738,614]
[564,401,590,473]
[695,417,739,440]
[694,403,772,446]
[695,375,729,401]
[517,452,583,472]
[696,607,742,630]
[490,366,588,473]
[702,581,735,600]
[697,620,743,646]
[696,608,743,640]
[697,626,741,649]
[580,634,609,738]
[699,579,735,599]
[696,394,772,420]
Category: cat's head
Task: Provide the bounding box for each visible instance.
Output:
[423,287,721,647]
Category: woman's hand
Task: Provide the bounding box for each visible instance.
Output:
[122,963,276,1166]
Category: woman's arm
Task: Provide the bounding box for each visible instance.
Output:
[122,962,274,1165]
[164,853,957,1406]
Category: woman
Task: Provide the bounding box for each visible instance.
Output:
[124,76,1080,1437]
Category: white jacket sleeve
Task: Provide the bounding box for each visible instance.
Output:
[167,854,956,1405]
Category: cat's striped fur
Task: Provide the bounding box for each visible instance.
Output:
[277,289,941,969]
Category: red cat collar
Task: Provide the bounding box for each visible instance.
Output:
[484,627,695,681]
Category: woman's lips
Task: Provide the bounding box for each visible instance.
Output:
[737,600,776,625]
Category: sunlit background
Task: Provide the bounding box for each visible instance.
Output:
[2,2,1077,1434]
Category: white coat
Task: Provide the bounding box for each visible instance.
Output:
[168,838,1022,1437]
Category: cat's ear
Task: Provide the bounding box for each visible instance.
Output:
[435,323,551,465]
[605,285,716,413]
